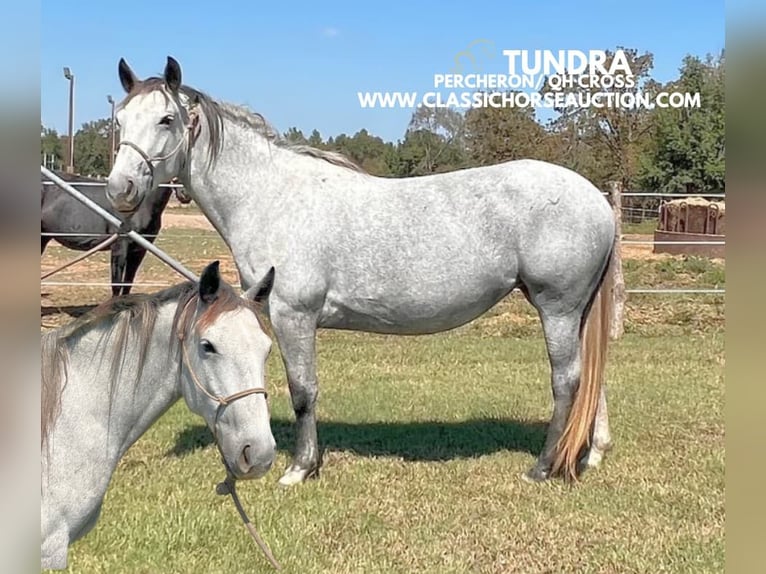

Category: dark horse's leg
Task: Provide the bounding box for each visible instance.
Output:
[110,242,129,298]
[269,301,321,486]
[119,245,148,296]
[524,310,583,482]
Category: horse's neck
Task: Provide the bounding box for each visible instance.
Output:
[184,116,332,245]
[72,304,182,463]
[185,119,270,242]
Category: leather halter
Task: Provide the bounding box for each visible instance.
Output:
[117,107,200,185]
[176,298,269,446]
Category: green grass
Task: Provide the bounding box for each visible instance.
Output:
[42,225,725,574]
[622,220,658,235]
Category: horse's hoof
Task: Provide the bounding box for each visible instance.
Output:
[584,442,613,469]
[521,467,550,483]
[278,465,317,487]
[584,448,604,469]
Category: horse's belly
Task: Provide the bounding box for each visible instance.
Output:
[319,275,516,334]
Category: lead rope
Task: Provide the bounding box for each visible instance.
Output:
[178,306,282,570]
[216,476,282,570]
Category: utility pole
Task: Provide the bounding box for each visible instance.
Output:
[63,67,75,174]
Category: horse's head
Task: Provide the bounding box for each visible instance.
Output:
[106,56,194,214]
[178,261,277,480]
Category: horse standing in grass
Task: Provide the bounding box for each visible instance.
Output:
[41,261,276,569]
[41,171,192,296]
[105,56,615,487]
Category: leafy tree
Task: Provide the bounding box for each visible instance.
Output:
[73,119,114,177]
[325,129,398,176]
[284,127,308,145]
[639,52,725,193]
[464,94,554,166]
[398,107,467,175]
[41,125,64,170]
[541,48,657,189]
[308,129,324,147]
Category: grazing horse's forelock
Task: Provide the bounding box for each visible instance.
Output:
[119,77,366,174]
[40,280,261,451]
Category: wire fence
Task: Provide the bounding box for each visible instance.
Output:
[40,180,726,296]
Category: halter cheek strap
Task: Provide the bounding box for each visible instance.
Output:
[117,108,200,183]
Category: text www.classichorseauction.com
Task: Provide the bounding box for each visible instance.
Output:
[358,48,702,110]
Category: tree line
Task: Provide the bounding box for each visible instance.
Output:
[41,49,724,194]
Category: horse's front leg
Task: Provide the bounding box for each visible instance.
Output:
[270,299,321,486]
[41,514,69,570]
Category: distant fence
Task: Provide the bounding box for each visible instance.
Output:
[41,176,725,339]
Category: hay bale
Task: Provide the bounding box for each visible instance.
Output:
[659,197,725,234]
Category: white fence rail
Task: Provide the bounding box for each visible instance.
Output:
[40,177,725,299]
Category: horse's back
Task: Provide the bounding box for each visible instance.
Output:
[41,180,115,250]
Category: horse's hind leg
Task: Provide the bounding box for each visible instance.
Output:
[110,244,128,297]
[524,310,583,482]
[584,386,612,468]
[120,246,147,296]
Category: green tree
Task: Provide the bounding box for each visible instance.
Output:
[41,125,64,170]
[541,48,657,189]
[325,129,398,176]
[399,107,467,175]
[639,52,725,193]
[284,127,308,145]
[308,129,324,147]
[73,119,113,176]
[464,93,554,166]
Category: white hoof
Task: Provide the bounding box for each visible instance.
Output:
[584,448,604,469]
[278,466,312,486]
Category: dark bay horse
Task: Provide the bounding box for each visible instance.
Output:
[41,171,191,296]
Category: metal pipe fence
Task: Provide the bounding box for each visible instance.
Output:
[40,175,725,296]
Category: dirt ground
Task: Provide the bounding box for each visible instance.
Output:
[41,212,713,333]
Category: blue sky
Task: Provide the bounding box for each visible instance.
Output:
[41,0,724,143]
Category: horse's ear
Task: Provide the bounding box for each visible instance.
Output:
[118,58,138,93]
[164,56,182,93]
[245,267,275,303]
[198,261,221,304]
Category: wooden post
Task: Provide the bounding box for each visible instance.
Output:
[608,181,626,340]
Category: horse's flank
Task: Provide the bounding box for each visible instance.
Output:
[40,280,258,449]
[119,77,366,174]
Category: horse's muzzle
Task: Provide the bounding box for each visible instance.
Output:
[106,177,141,214]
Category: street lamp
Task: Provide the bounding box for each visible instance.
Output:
[107,94,116,170]
[63,67,75,174]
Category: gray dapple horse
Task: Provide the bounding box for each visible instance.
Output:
[105,57,615,487]
[41,261,276,569]
[41,171,192,296]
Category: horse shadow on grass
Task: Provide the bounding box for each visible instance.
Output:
[168,417,547,462]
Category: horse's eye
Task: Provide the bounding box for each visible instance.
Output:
[200,339,217,354]
[159,115,173,126]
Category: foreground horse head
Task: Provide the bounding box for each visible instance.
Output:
[106,57,205,213]
[41,261,276,569]
[179,261,277,479]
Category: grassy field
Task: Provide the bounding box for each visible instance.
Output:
[41,225,725,574]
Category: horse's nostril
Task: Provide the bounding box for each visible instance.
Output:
[237,445,252,474]
[126,179,134,195]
